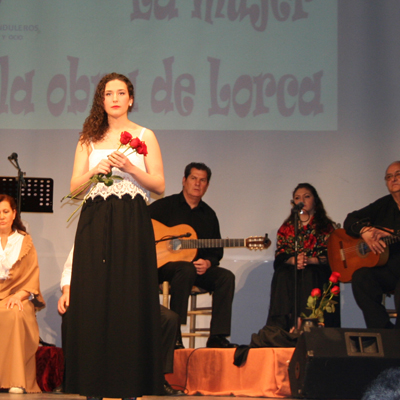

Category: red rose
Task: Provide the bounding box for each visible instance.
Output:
[331,285,340,295]
[329,271,341,284]
[120,131,132,145]
[136,141,148,156]
[311,288,321,298]
[129,137,141,149]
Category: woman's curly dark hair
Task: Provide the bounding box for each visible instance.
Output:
[80,72,134,145]
[284,183,335,234]
[0,194,26,232]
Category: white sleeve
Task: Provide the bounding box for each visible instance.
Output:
[60,245,74,290]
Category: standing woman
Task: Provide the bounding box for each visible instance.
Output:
[65,73,165,400]
[266,183,339,332]
[0,194,45,394]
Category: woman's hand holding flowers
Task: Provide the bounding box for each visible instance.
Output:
[62,131,148,222]
[108,133,147,172]
[108,150,131,172]
[94,158,112,175]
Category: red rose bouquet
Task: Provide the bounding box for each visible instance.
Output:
[62,131,147,221]
[118,131,148,156]
[301,271,340,323]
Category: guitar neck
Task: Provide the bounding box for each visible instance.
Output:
[180,238,246,249]
[383,234,400,246]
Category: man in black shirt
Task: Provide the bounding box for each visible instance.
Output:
[149,162,237,348]
[344,161,400,329]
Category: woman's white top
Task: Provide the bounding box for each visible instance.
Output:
[0,231,24,279]
[87,127,150,202]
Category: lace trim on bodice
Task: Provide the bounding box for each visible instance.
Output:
[87,127,149,202]
[87,168,149,202]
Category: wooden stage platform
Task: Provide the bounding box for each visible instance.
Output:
[166,347,295,398]
[33,346,295,398]
[30,340,396,399]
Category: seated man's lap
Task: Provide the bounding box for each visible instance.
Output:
[158,261,197,284]
[195,266,234,292]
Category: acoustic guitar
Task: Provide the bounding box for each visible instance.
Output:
[327,228,399,282]
[152,219,271,268]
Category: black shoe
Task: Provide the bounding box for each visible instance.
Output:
[174,334,185,349]
[174,330,185,350]
[175,339,185,349]
[53,384,64,394]
[164,380,185,396]
[206,335,238,348]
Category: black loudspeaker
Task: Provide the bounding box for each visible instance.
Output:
[288,328,400,399]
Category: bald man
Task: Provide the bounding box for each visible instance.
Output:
[344,161,400,329]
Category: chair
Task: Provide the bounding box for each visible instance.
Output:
[161,281,212,348]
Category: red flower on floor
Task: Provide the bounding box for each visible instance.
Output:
[302,272,341,323]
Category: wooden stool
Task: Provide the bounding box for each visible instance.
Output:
[161,282,212,348]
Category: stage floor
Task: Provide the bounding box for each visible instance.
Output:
[0,395,300,400]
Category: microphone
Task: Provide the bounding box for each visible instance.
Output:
[291,201,304,212]
[8,152,18,161]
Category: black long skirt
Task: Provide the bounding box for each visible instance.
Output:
[65,194,164,399]
[266,263,340,331]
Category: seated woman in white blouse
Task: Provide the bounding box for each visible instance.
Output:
[0,194,45,394]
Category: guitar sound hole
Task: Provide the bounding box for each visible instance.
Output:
[358,242,369,256]
[171,239,182,251]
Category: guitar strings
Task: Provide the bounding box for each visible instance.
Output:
[337,234,398,257]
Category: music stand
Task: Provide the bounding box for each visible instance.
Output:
[0,177,53,213]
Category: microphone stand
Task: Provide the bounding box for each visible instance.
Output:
[8,156,26,216]
[290,200,305,333]
[293,208,300,333]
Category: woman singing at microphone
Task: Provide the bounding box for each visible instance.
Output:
[266,183,339,332]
